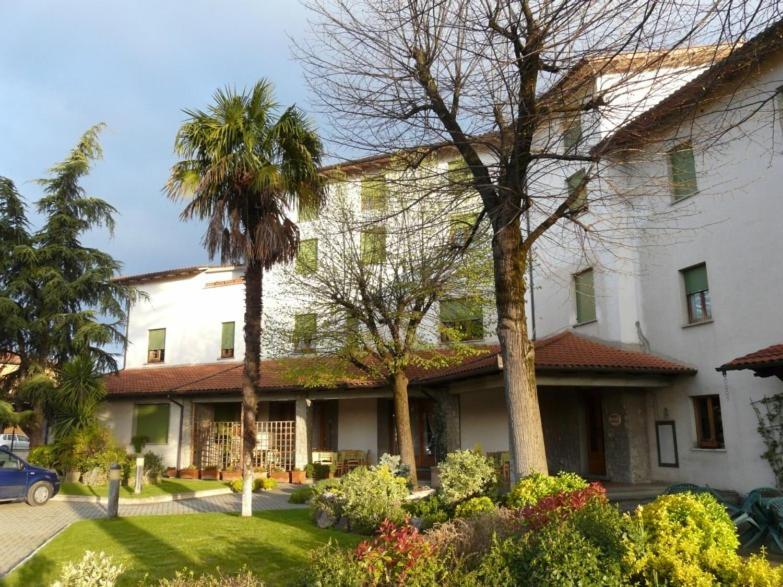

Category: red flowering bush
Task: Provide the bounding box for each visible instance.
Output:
[519,482,607,529]
[355,518,436,585]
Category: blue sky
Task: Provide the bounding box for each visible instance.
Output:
[0,1,319,276]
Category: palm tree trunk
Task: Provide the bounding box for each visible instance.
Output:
[242,261,262,517]
[26,401,46,448]
[492,218,548,482]
[392,371,418,487]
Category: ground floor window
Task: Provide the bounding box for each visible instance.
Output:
[693,395,724,449]
[133,403,170,445]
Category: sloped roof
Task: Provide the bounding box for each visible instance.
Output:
[104,331,694,397]
[718,343,783,374]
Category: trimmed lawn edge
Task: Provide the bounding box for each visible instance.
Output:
[52,487,232,504]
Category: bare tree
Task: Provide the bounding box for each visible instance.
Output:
[272,170,493,486]
[296,0,779,480]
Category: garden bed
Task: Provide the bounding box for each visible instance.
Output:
[58,479,228,499]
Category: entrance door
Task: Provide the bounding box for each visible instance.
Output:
[385,398,437,469]
[585,394,606,476]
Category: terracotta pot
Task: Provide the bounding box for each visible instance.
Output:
[271,470,290,482]
[253,470,269,480]
[290,470,306,484]
[178,468,198,480]
[221,470,242,482]
[165,467,177,478]
[200,467,219,480]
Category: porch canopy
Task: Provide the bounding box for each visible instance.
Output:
[104,331,695,398]
[718,343,783,381]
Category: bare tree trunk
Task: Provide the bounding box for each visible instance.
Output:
[242,262,262,517]
[25,401,46,448]
[492,216,548,482]
[392,371,418,487]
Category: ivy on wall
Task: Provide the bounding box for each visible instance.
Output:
[752,394,783,488]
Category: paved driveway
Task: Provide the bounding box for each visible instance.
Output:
[0,491,302,577]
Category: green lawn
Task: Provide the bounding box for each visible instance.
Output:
[3,509,359,586]
[59,478,229,498]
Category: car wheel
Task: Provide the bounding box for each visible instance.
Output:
[27,481,53,506]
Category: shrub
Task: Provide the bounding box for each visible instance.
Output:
[157,568,263,586]
[731,552,783,586]
[455,496,495,518]
[54,425,129,475]
[51,550,125,587]
[506,471,588,509]
[339,466,409,534]
[312,462,336,480]
[402,494,449,529]
[623,492,741,586]
[289,485,314,504]
[377,453,410,479]
[228,478,262,493]
[519,482,606,529]
[27,445,56,469]
[143,451,165,480]
[425,507,522,563]
[260,477,277,490]
[437,450,496,506]
[304,463,315,478]
[298,541,364,587]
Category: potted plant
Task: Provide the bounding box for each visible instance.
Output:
[270,467,290,482]
[313,462,336,480]
[178,465,199,479]
[304,463,315,479]
[253,467,269,480]
[290,467,306,484]
[221,468,242,482]
[165,466,177,478]
[201,465,220,480]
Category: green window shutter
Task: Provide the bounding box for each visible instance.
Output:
[574,269,596,323]
[361,175,388,211]
[440,298,484,340]
[563,116,583,151]
[294,313,317,351]
[221,322,235,350]
[361,228,386,264]
[447,159,471,184]
[134,403,170,445]
[148,328,166,351]
[683,264,709,294]
[566,169,588,213]
[669,143,698,200]
[296,239,318,274]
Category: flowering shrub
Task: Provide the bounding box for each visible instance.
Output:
[455,496,495,518]
[437,450,496,506]
[157,568,263,586]
[402,494,449,529]
[519,482,606,529]
[27,445,57,469]
[52,551,125,587]
[506,471,588,509]
[623,492,741,586]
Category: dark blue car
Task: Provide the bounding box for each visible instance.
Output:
[0,446,60,505]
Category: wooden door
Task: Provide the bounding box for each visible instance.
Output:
[585,394,606,476]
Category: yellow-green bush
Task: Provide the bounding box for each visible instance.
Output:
[623,492,741,586]
[731,552,783,586]
[455,496,495,518]
[506,471,588,509]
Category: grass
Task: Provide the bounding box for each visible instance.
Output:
[2,509,359,586]
[59,479,229,498]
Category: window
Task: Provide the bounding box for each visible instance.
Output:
[563,115,582,152]
[293,313,317,353]
[440,298,484,341]
[133,403,170,445]
[220,322,235,359]
[296,239,318,275]
[147,328,166,363]
[360,227,387,264]
[566,169,588,215]
[361,174,388,211]
[668,142,698,201]
[693,395,724,449]
[681,263,711,324]
[449,213,478,247]
[574,269,596,324]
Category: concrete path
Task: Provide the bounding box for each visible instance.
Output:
[0,489,302,578]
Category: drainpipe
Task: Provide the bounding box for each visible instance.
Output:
[168,396,185,471]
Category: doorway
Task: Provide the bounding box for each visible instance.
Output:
[585,394,607,476]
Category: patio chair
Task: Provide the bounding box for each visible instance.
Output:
[311,451,337,466]
[336,450,367,476]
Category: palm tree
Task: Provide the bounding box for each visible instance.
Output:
[166,81,324,517]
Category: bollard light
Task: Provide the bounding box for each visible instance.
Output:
[107,463,121,518]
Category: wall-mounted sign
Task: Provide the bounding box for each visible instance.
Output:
[655,420,679,468]
[608,413,622,427]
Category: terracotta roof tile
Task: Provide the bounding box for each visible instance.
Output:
[718,343,783,372]
[104,331,694,397]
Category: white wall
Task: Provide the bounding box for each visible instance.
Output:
[337,398,378,464]
[459,388,510,453]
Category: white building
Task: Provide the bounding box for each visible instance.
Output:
[101,22,783,492]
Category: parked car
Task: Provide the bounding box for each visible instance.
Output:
[0,433,30,450]
[0,447,60,505]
